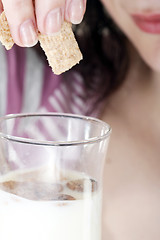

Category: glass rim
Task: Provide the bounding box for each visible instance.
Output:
[0,113,112,146]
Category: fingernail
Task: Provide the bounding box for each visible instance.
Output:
[20,19,38,47]
[68,0,84,24]
[45,8,63,34]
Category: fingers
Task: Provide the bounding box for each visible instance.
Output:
[35,0,65,35]
[36,0,86,35]
[65,0,86,25]
[1,0,87,47]
[2,0,38,47]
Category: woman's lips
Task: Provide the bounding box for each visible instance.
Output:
[131,14,160,33]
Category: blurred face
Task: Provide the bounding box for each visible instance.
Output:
[100,0,160,72]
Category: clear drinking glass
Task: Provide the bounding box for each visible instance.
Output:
[0,113,111,240]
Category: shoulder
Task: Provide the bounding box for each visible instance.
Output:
[1,45,100,117]
[34,67,103,118]
[40,70,88,115]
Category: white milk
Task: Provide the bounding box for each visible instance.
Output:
[0,169,101,240]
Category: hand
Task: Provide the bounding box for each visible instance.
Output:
[0,0,86,47]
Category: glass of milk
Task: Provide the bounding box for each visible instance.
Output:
[0,113,111,240]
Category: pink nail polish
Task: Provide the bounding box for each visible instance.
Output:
[69,0,84,24]
[45,8,63,34]
[20,19,38,47]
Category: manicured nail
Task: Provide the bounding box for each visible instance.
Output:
[20,19,38,47]
[68,0,84,24]
[45,8,63,34]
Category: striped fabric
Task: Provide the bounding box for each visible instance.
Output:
[0,44,100,118]
[0,44,105,176]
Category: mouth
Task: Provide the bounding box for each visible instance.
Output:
[131,13,160,34]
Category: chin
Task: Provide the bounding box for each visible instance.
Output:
[149,62,160,73]
[143,57,160,73]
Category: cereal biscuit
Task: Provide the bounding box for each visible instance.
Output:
[0,11,14,50]
[38,21,83,75]
[0,11,83,74]
[66,178,98,192]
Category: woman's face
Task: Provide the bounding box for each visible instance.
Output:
[101,0,160,72]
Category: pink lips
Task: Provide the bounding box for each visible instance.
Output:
[132,14,160,33]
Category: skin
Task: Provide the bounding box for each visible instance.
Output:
[100,0,160,239]
[0,0,86,47]
[1,0,160,239]
[101,0,160,72]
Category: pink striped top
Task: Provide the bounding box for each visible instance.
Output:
[0,44,100,118]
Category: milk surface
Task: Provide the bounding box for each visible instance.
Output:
[0,169,101,240]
